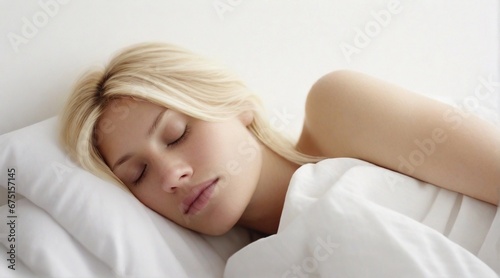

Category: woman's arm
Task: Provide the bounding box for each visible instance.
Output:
[297,70,500,205]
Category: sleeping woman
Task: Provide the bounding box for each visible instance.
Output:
[60,42,500,236]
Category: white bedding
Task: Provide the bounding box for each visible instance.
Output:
[3,120,499,277]
[225,158,500,277]
[0,118,254,277]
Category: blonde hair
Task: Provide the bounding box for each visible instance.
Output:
[60,42,322,187]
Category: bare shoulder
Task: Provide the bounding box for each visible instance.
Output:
[297,70,500,205]
[297,69,417,158]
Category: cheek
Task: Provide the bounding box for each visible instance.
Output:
[133,188,180,217]
[193,123,261,189]
[189,123,252,168]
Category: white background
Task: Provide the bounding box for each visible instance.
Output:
[1,0,498,138]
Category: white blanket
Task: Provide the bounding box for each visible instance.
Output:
[225,158,500,277]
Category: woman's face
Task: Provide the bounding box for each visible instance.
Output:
[97,98,262,235]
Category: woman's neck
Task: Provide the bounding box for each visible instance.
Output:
[237,143,300,235]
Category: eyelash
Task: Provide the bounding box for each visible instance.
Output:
[167,124,190,147]
[133,124,191,186]
[133,165,148,186]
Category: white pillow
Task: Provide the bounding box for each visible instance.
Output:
[0,117,252,277]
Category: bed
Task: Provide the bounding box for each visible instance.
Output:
[1,0,499,277]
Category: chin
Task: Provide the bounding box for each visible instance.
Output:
[201,228,231,236]
[194,217,239,236]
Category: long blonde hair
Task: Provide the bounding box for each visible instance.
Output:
[60,42,322,187]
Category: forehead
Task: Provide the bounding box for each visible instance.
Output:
[98,98,164,135]
[95,98,164,164]
[103,98,162,119]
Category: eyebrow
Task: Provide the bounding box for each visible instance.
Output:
[111,109,167,171]
[148,109,167,137]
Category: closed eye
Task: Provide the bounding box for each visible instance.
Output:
[168,125,190,147]
[133,165,147,186]
[133,125,190,186]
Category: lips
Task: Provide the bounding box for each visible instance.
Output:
[181,178,218,215]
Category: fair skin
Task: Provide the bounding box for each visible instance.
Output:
[98,98,297,235]
[98,70,500,236]
[297,70,500,206]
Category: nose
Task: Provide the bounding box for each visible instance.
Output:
[156,156,193,193]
